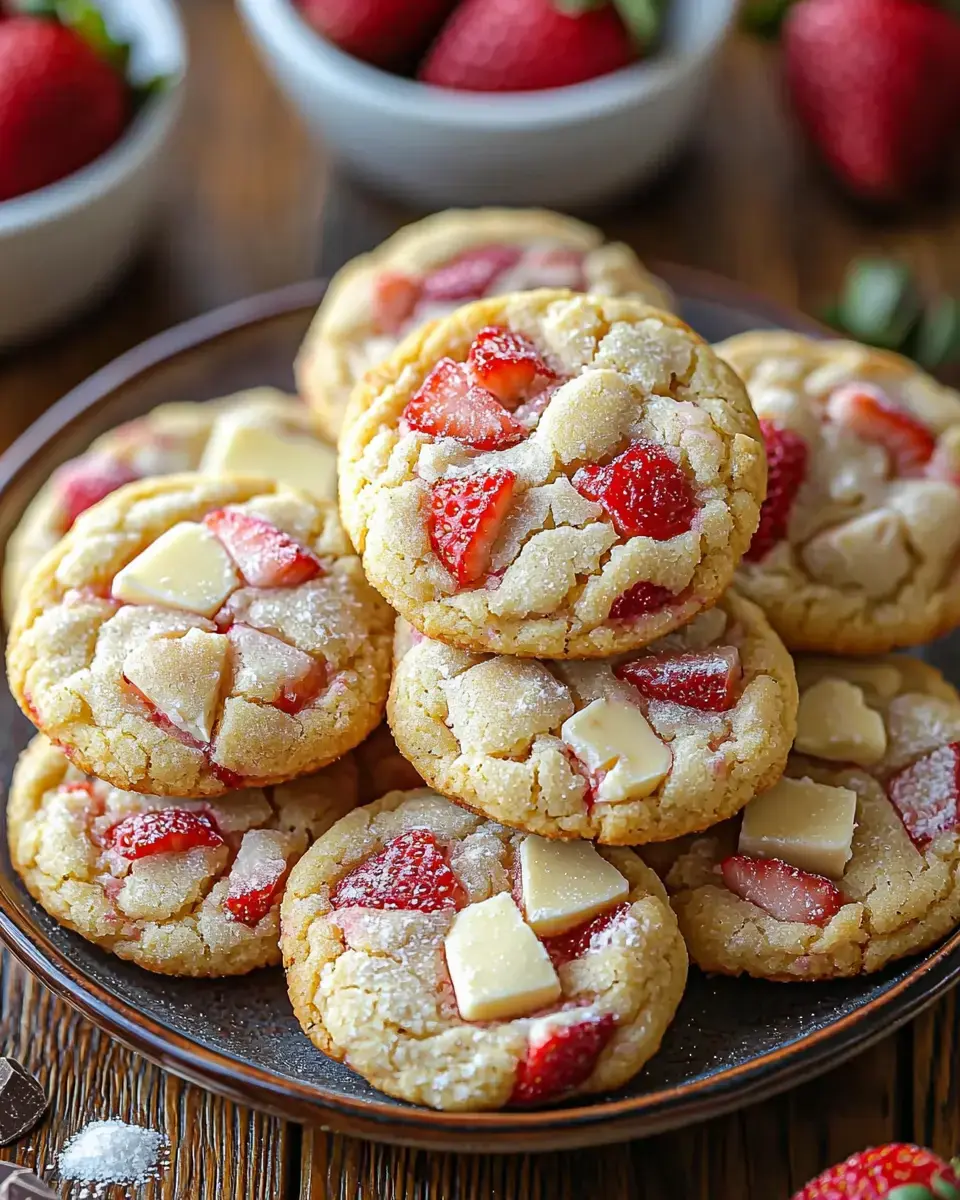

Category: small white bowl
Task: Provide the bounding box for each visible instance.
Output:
[237,0,737,210]
[0,0,186,349]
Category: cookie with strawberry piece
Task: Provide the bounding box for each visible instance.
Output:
[717,331,960,653]
[280,787,687,1110]
[340,291,765,658]
[3,388,336,627]
[387,590,797,844]
[652,654,960,979]
[296,208,673,440]
[7,735,359,976]
[6,475,394,797]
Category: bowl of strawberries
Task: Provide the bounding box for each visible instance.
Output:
[237,0,737,208]
[0,0,185,348]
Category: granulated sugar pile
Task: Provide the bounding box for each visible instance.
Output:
[56,1119,169,1198]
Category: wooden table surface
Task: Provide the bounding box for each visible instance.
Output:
[1,2,959,1196]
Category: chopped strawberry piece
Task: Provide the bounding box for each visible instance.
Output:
[616,646,743,712]
[745,421,809,563]
[59,780,97,800]
[523,246,587,291]
[510,1011,616,1106]
[203,509,322,588]
[403,358,525,450]
[721,855,844,926]
[331,828,466,912]
[466,326,555,407]
[224,830,289,926]
[420,244,523,301]
[107,809,224,859]
[887,742,960,849]
[372,270,422,334]
[827,382,936,475]
[609,581,676,620]
[428,469,517,587]
[562,746,604,810]
[209,762,245,791]
[227,624,327,715]
[540,903,631,968]
[54,455,139,528]
[274,659,327,715]
[573,441,698,540]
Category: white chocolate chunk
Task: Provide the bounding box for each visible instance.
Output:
[123,628,230,744]
[738,776,858,879]
[444,893,560,1022]
[519,837,629,935]
[228,623,320,705]
[561,698,672,805]
[795,678,888,766]
[801,510,910,599]
[226,828,292,905]
[796,659,902,701]
[200,417,337,501]
[113,522,239,617]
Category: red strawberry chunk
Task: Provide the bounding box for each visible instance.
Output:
[827,382,936,475]
[509,1011,616,1106]
[420,244,523,301]
[55,455,139,528]
[745,421,809,563]
[203,509,322,588]
[428,469,517,587]
[467,326,555,408]
[721,855,844,926]
[572,441,697,541]
[403,358,525,450]
[615,646,743,712]
[522,246,586,291]
[372,270,422,334]
[224,830,289,926]
[887,742,960,849]
[792,1142,960,1200]
[331,829,466,912]
[609,581,675,620]
[107,809,224,859]
[540,903,631,968]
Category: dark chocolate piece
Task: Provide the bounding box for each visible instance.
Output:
[0,1061,47,1147]
[3,1172,56,1199]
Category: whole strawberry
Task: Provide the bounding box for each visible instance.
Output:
[793,1143,960,1199]
[0,16,128,202]
[784,0,960,202]
[296,0,456,69]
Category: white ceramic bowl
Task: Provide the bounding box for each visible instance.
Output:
[237,0,737,209]
[0,0,186,349]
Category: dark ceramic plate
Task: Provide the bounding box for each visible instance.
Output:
[2,274,959,1154]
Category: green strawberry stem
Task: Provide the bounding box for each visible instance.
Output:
[553,0,667,48]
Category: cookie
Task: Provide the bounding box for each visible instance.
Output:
[339,291,766,658]
[354,722,425,804]
[655,655,960,979]
[7,475,394,797]
[296,208,673,440]
[8,735,359,976]
[388,590,797,845]
[281,787,688,1111]
[717,331,960,653]
[3,388,336,626]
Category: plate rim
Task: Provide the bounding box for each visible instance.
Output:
[1,272,954,1153]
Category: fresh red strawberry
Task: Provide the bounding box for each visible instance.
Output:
[616,646,743,712]
[467,326,555,407]
[609,581,676,620]
[540,903,631,968]
[54,455,139,528]
[372,271,422,334]
[745,421,808,563]
[784,0,960,203]
[721,855,845,926]
[887,742,960,849]
[827,382,936,474]
[224,830,289,926]
[295,0,456,69]
[204,509,323,589]
[420,0,639,93]
[792,1143,960,1200]
[420,245,522,301]
[0,17,129,202]
[510,1011,616,1105]
[573,441,698,541]
[403,359,525,450]
[107,809,224,859]
[331,829,466,912]
[428,469,517,586]
[522,246,586,290]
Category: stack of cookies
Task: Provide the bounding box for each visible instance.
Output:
[5,208,960,1116]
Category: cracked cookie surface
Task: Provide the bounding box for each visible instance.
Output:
[339,291,765,658]
[296,208,673,441]
[718,332,960,653]
[281,787,687,1111]
[7,475,394,797]
[8,735,359,976]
